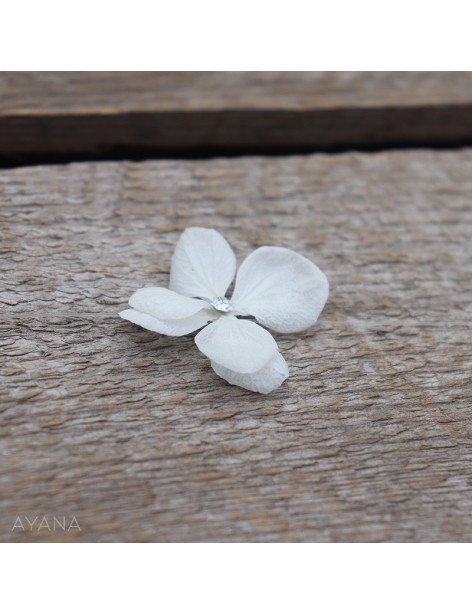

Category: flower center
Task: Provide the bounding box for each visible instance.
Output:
[210,296,233,313]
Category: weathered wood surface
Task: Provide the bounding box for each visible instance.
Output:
[5,72,472,113]
[2,72,472,161]
[1,150,471,542]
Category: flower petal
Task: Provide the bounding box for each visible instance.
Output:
[119,308,215,336]
[211,351,289,394]
[231,246,329,333]
[195,315,278,374]
[129,287,205,319]
[169,227,236,299]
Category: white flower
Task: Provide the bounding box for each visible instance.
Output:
[120,228,329,394]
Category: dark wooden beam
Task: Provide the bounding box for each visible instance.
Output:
[2,72,472,163]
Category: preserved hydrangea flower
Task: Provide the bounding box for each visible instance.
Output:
[120,228,329,394]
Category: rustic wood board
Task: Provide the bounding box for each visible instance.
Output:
[1,150,471,542]
[2,72,472,161]
[5,72,472,113]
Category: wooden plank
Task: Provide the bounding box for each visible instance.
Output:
[2,72,472,162]
[5,72,472,113]
[1,149,471,542]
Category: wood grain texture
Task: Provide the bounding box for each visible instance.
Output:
[1,150,471,542]
[2,72,472,161]
[4,72,472,113]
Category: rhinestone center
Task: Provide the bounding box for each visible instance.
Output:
[210,296,233,313]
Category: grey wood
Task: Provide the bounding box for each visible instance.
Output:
[2,72,472,161]
[1,150,471,541]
